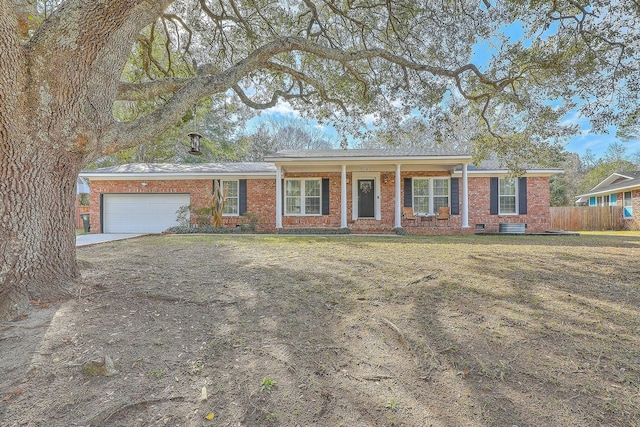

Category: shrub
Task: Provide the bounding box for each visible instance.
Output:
[165,225,243,234]
[239,212,260,232]
[393,227,407,235]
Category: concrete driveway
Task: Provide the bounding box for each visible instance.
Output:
[76,233,145,247]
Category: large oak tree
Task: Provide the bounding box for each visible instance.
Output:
[0,0,637,320]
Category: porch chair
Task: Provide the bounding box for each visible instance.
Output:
[402,207,417,226]
[436,206,450,227]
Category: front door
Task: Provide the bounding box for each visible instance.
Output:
[358,179,375,218]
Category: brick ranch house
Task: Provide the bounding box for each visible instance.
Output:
[576,171,640,227]
[79,148,562,234]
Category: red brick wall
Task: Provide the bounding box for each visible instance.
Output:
[240,179,276,231]
[462,176,552,233]
[615,189,640,229]
[280,172,343,229]
[88,179,277,233]
[88,173,553,234]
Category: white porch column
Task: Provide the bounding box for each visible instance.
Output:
[275,165,282,229]
[462,163,469,228]
[395,164,402,228]
[341,164,348,228]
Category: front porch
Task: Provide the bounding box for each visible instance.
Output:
[266,149,472,234]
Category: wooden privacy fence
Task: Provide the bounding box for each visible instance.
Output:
[549,206,625,231]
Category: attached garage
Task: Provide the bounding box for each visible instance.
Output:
[102,193,190,233]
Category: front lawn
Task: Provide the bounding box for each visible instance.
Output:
[2,233,639,426]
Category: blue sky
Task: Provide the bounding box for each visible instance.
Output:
[469,20,640,158]
[251,101,640,159]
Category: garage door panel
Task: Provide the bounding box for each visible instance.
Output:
[103,194,190,233]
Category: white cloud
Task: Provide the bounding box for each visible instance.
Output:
[263,101,300,117]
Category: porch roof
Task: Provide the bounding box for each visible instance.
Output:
[265,148,471,162]
[264,148,471,172]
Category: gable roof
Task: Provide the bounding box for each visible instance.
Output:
[577,171,640,199]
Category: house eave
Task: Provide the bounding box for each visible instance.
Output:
[577,183,640,199]
[79,171,277,180]
[452,169,563,177]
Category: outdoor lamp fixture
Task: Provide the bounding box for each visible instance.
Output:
[188,132,202,155]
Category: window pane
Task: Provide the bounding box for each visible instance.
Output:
[286,180,301,196]
[500,178,516,196]
[499,178,517,214]
[433,179,449,211]
[286,197,301,214]
[221,180,238,215]
[413,179,429,214]
[301,179,321,214]
[223,180,238,197]
[305,197,321,214]
[413,179,429,196]
[223,198,238,214]
[285,180,301,214]
[414,197,429,215]
[433,178,448,196]
[624,192,633,218]
[306,179,320,197]
[434,197,449,212]
[500,196,516,214]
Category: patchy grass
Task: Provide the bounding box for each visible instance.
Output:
[2,233,639,426]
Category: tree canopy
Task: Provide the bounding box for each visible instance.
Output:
[2,0,640,320]
[14,1,639,167]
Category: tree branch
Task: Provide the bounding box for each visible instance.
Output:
[109,35,527,152]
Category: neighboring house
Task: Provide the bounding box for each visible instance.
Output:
[79,148,561,234]
[576,171,640,226]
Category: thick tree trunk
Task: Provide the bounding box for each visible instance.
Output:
[0,0,171,320]
[0,143,81,320]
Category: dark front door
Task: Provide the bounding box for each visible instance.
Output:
[358,179,375,218]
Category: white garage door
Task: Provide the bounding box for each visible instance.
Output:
[103,193,190,233]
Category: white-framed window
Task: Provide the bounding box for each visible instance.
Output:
[413,178,430,214]
[624,191,633,218]
[499,178,518,215]
[222,180,239,215]
[285,178,321,215]
[412,178,449,214]
[433,178,449,212]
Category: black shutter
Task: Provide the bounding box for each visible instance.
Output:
[450,178,459,215]
[281,179,285,212]
[403,178,412,207]
[490,177,499,215]
[518,177,528,215]
[239,179,247,215]
[322,178,330,215]
[212,179,220,194]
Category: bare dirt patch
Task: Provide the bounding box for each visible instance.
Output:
[1,233,640,426]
